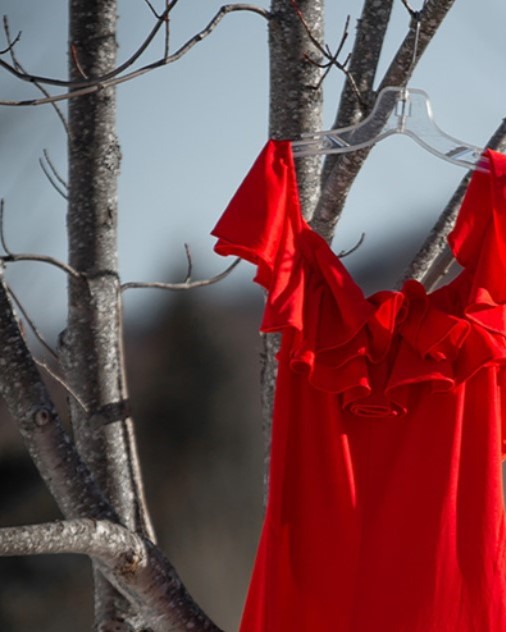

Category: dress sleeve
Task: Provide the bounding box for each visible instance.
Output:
[212,139,304,291]
[448,150,506,457]
[212,139,376,379]
[448,149,506,333]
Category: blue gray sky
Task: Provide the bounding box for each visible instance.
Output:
[0,1,505,333]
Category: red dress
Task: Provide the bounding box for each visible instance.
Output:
[212,140,506,631]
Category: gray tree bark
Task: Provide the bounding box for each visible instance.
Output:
[312,0,457,242]
[63,0,155,627]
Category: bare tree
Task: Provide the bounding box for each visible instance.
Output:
[0,1,504,630]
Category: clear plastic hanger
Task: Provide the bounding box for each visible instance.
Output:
[292,6,489,173]
[291,86,489,172]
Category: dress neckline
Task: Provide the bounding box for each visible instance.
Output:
[285,141,500,304]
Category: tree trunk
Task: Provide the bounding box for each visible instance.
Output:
[63,1,154,627]
[262,0,323,496]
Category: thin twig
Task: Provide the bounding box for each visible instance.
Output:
[0,5,271,107]
[183,243,193,283]
[0,199,12,256]
[0,207,73,285]
[332,14,351,61]
[121,258,240,292]
[70,43,88,80]
[101,3,272,75]
[168,0,182,12]
[142,0,161,19]
[39,157,68,200]
[43,150,68,189]
[337,232,365,258]
[1,4,268,88]
[289,0,362,100]
[1,253,82,279]
[34,358,89,414]
[3,16,70,135]
[164,0,170,58]
[1,5,170,88]
[0,24,20,54]
[7,284,58,360]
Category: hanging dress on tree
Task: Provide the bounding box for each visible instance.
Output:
[212,140,506,632]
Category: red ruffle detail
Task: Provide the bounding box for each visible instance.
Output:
[213,142,506,418]
[284,253,506,418]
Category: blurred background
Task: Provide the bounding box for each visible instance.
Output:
[0,1,505,630]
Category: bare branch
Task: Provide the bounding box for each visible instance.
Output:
[331,0,395,129]
[164,0,170,59]
[330,15,350,62]
[1,5,168,88]
[311,17,352,92]
[42,149,68,189]
[0,202,70,271]
[312,0,457,242]
[34,358,89,415]
[0,4,271,109]
[0,519,139,561]
[1,253,82,279]
[315,0,395,196]
[0,274,116,521]
[0,203,77,276]
[121,258,240,292]
[0,272,224,629]
[337,232,365,258]
[0,519,224,631]
[142,0,161,19]
[0,23,20,54]
[3,16,70,134]
[183,243,193,284]
[70,42,88,80]
[6,284,58,360]
[0,199,12,256]
[289,1,359,98]
[108,3,271,77]
[39,155,68,200]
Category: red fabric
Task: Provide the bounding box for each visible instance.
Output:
[212,141,506,632]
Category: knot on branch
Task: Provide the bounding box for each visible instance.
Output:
[32,407,53,426]
[118,548,143,575]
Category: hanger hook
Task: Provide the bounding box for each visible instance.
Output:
[407,11,422,83]
[404,0,429,82]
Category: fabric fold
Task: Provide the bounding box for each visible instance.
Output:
[213,142,506,420]
[212,140,506,632]
[449,148,506,333]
